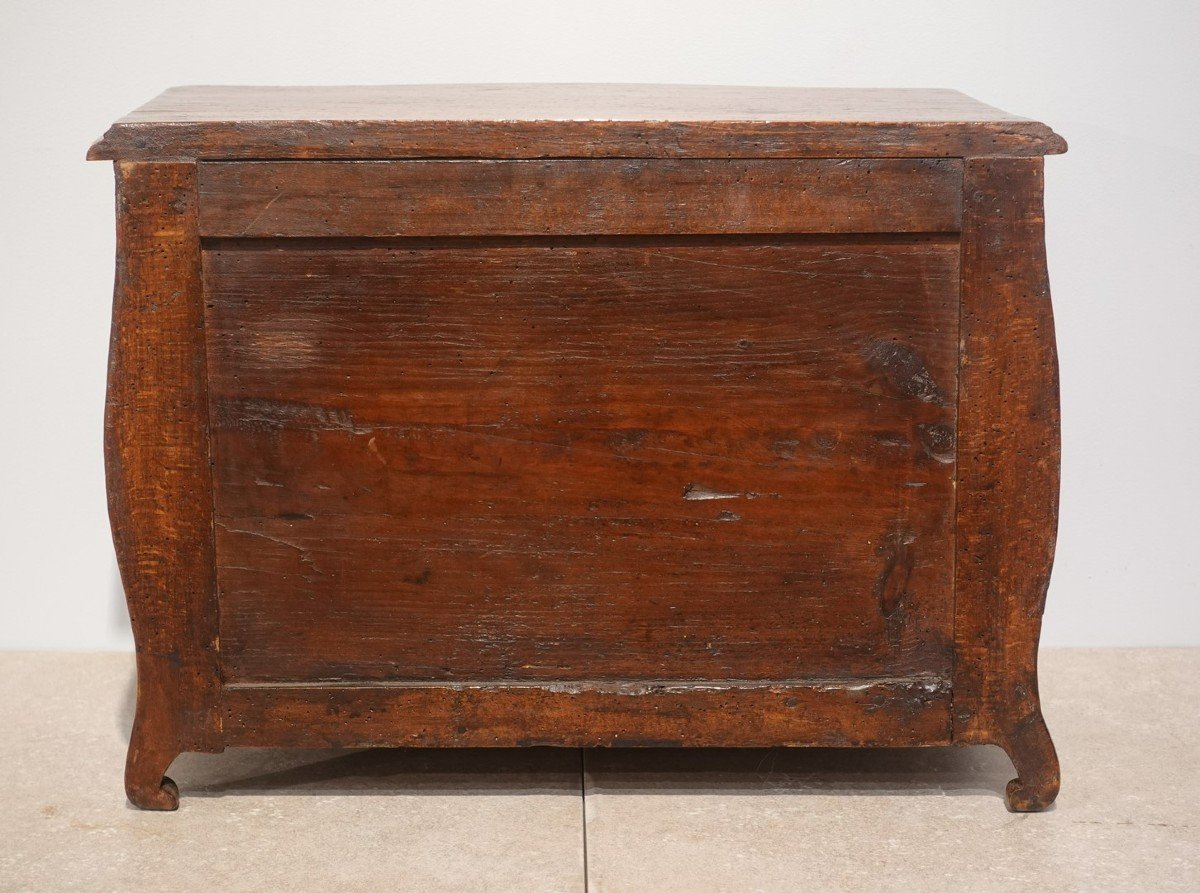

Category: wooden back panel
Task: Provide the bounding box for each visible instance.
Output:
[204,235,960,684]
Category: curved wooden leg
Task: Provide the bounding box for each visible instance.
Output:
[998,709,1060,812]
[123,655,184,810]
[127,705,183,811]
[125,741,181,811]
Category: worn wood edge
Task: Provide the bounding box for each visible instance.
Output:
[220,677,952,748]
[951,156,1061,811]
[106,162,222,809]
[87,119,1066,162]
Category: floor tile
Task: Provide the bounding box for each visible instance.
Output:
[2,649,1195,892]
[0,653,586,892]
[581,649,1200,892]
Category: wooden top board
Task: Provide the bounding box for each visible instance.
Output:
[88,84,1065,161]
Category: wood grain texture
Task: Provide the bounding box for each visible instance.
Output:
[197,159,962,237]
[105,163,221,810]
[87,85,1067,161]
[221,678,952,748]
[92,88,1067,811]
[203,239,960,685]
[952,157,1061,811]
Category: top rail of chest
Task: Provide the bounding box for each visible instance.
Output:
[196,159,963,238]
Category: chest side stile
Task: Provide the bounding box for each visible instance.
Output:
[106,162,222,810]
[952,157,1061,810]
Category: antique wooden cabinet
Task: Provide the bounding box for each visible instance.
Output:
[90,85,1066,811]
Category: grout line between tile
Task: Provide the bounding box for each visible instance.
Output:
[580,748,590,893]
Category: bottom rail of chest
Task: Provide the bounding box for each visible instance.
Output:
[122,673,1059,813]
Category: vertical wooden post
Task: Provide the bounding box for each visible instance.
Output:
[105,162,221,809]
[953,157,1062,811]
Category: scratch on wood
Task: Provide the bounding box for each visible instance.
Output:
[214,397,373,434]
[682,483,783,501]
[367,436,388,466]
[682,483,739,501]
[238,190,286,236]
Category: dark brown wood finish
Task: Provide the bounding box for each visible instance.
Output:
[203,240,959,685]
[952,157,1061,811]
[93,86,1064,812]
[221,679,951,749]
[88,85,1066,162]
[197,159,962,236]
[105,163,222,810]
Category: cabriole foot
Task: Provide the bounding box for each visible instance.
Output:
[125,742,182,810]
[999,710,1060,812]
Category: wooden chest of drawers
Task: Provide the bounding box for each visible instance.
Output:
[90,85,1066,811]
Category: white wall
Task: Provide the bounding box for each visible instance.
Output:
[2,0,1197,650]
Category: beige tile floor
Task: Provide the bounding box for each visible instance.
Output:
[1,649,1196,892]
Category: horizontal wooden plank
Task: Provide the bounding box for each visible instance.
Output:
[221,676,952,748]
[87,85,1067,161]
[204,240,960,684]
[197,159,962,237]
